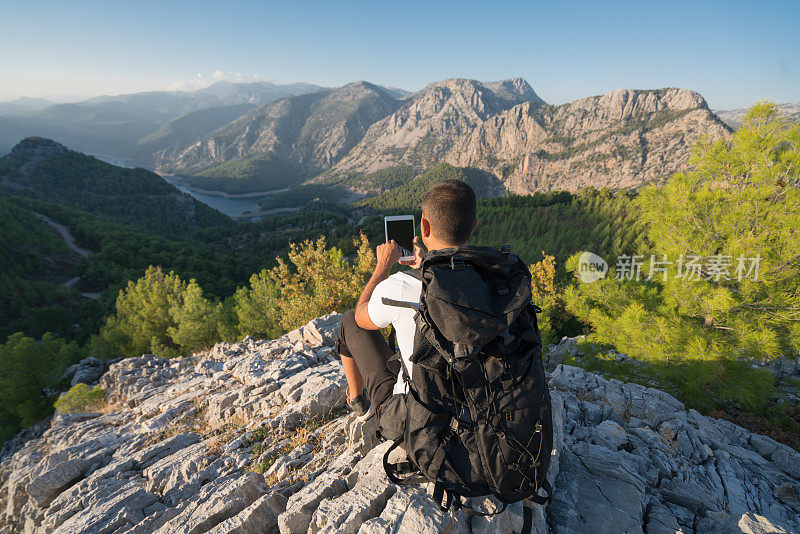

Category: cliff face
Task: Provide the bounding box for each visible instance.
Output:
[154,82,401,178]
[331,86,730,193]
[1,313,798,534]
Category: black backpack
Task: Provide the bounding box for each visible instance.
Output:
[381,245,553,528]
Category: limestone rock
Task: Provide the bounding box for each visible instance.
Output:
[1,317,798,534]
[61,356,106,387]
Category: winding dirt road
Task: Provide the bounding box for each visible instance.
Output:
[35,214,100,299]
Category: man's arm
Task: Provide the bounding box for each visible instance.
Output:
[354,240,403,330]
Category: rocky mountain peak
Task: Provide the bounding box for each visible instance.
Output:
[151,78,732,196]
[328,83,729,190]
[155,80,402,179]
[483,77,544,106]
[568,88,713,119]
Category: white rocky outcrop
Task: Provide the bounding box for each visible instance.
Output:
[1,313,798,533]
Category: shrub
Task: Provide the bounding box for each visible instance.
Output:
[54,384,106,414]
[0,332,83,440]
[268,233,375,331]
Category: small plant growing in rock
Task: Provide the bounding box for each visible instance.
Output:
[54,384,105,413]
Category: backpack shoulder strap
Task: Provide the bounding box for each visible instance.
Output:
[380,268,422,310]
[522,480,553,532]
[381,297,419,310]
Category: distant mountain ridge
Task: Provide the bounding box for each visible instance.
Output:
[1,78,735,195]
[155,77,731,195]
[713,102,800,129]
[0,81,328,157]
[323,82,729,194]
[0,97,54,116]
[159,78,551,192]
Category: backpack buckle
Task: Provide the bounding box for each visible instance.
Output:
[500,244,511,255]
[450,255,465,270]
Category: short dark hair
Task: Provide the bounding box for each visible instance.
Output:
[422,180,477,245]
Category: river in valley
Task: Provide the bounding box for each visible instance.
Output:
[161,175,271,219]
[90,154,289,219]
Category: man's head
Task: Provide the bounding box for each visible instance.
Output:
[420,179,477,249]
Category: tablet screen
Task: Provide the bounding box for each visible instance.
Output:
[386,218,415,254]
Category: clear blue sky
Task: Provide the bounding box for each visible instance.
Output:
[0,0,797,109]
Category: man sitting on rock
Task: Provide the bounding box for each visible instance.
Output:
[334,180,477,432]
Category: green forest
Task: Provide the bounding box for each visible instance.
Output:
[0,103,797,450]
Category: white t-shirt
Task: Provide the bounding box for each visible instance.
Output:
[367,271,422,395]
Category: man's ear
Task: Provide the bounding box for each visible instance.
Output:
[421,216,431,238]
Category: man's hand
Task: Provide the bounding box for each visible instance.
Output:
[399,236,424,268]
[354,240,402,329]
[375,240,403,275]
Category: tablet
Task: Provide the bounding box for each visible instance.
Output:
[384,215,416,262]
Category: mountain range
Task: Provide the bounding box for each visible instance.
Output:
[155,78,730,194]
[0,81,325,158]
[6,78,791,195]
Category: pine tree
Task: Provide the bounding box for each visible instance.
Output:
[168,281,222,354]
[0,333,82,440]
[234,270,281,340]
[268,233,375,331]
[91,266,222,358]
[564,102,799,410]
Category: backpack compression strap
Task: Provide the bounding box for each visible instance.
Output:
[521,479,553,532]
[383,438,426,484]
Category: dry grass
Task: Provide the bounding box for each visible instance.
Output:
[205,413,248,457]
[248,405,350,477]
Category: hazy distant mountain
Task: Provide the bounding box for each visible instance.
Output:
[713,102,800,129]
[0,97,53,116]
[83,81,325,118]
[135,103,257,157]
[155,82,401,191]
[0,81,325,157]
